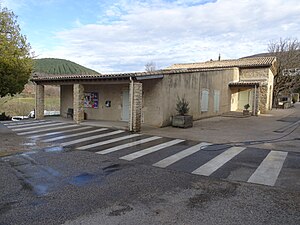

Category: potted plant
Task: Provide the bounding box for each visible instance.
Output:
[243,103,250,115]
[172,96,193,128]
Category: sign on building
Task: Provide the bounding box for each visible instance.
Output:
[84,92,98,108]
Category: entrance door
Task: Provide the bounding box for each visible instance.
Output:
[238,90,252,111]
[122,90,129,121]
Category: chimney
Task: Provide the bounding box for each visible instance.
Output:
[218,53,221,61]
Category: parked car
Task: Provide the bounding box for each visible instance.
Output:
[278,96,293,109]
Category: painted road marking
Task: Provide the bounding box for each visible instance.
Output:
[7,121,55,128]
[120,139,185,161]
[3,120,46,126]
[153,142,211,168]
[17,124,80,135]
[43,128,108,142]
[248,150,288,186]
[60,130,125,147]
[192,147,246,176]
[12,122,65,131]
[96,136,162,154]
[77,134,142,150]
[30,126,92,138]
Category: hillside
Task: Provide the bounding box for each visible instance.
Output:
[242,52,275,59]
[34,58,100,75]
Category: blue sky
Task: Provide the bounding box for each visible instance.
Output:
[2,0,300,73]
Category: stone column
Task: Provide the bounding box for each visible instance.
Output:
[129,82,142,132]
[73,84,84,123]
[259,84,268,114]
[35,84,44,119]
[252,85,259,116]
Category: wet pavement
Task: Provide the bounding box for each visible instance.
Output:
[0,106,300,224]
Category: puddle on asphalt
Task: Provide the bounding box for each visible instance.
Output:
[33,184,49,196]
[21,142,36,146]
[69,164,124,187]
[69,172,96,186]
[21,151,37,156]
[43,146,64,153]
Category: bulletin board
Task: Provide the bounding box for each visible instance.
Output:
[84,92,98,108]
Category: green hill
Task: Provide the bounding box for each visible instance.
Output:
[34,58,100,75]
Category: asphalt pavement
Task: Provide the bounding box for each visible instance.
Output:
[0,105,300,225]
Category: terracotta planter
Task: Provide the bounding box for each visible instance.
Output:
[172,115,193,128]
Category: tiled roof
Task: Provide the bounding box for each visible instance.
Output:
[31,67,231,82]
[167,57,276,70]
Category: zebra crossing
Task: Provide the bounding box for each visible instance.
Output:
[1,119,299,188]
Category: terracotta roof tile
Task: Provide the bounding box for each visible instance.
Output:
[167,57,276,70]
[31,67,230,82]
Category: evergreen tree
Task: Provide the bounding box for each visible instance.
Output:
[0,7,33,97]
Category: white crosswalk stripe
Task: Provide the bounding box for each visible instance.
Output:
[7,121,55,128]
[120,139,185,161]
[2,120,292,187]
[12,122,65,131]
[3,120,46,126]
[60,130,125,147]
[248,151,287,186]
[192,147,246,176]
[30,126,92,138]
[43,128,108,142]
[17,124,80,135]
[153,142,211,168]
[77,134,142,150]
[96,136,162,155]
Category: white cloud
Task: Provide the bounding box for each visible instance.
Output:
[35,0,300,73]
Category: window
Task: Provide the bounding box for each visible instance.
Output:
[214,90,220,112]
[201,89,209,112]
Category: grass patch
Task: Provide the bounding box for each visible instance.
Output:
[0,96,60,116]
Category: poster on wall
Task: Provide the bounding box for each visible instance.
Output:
[84,92,98,108]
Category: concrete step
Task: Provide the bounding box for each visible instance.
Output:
[222,111,251,118]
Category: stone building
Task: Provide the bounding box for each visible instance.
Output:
[32,56,277,132]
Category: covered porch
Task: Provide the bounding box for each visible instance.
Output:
[32,73,157,132]
[229,81,260,116]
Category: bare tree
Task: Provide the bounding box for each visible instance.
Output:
[268,38,300,106]
[145,61,156,72]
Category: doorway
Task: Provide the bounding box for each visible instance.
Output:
[238,89,252,111]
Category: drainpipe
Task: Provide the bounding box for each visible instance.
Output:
[129,77,134,132]
[253,85,257,116]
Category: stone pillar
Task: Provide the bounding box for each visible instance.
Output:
[129,82,142,132]
[252,85,259,116]
[35,84,44,119]
[259,85,268,114]
[73,84,84,123]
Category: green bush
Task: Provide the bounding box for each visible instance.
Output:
[176,96,190,116]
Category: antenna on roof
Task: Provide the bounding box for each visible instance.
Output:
[218,53,221,61]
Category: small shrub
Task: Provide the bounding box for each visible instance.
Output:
[176,96,190,116]
[0,112,11,121]
[244,104,250,110]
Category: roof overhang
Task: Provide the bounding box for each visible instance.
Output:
[228,81,260,87]
[135,75,164,80]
